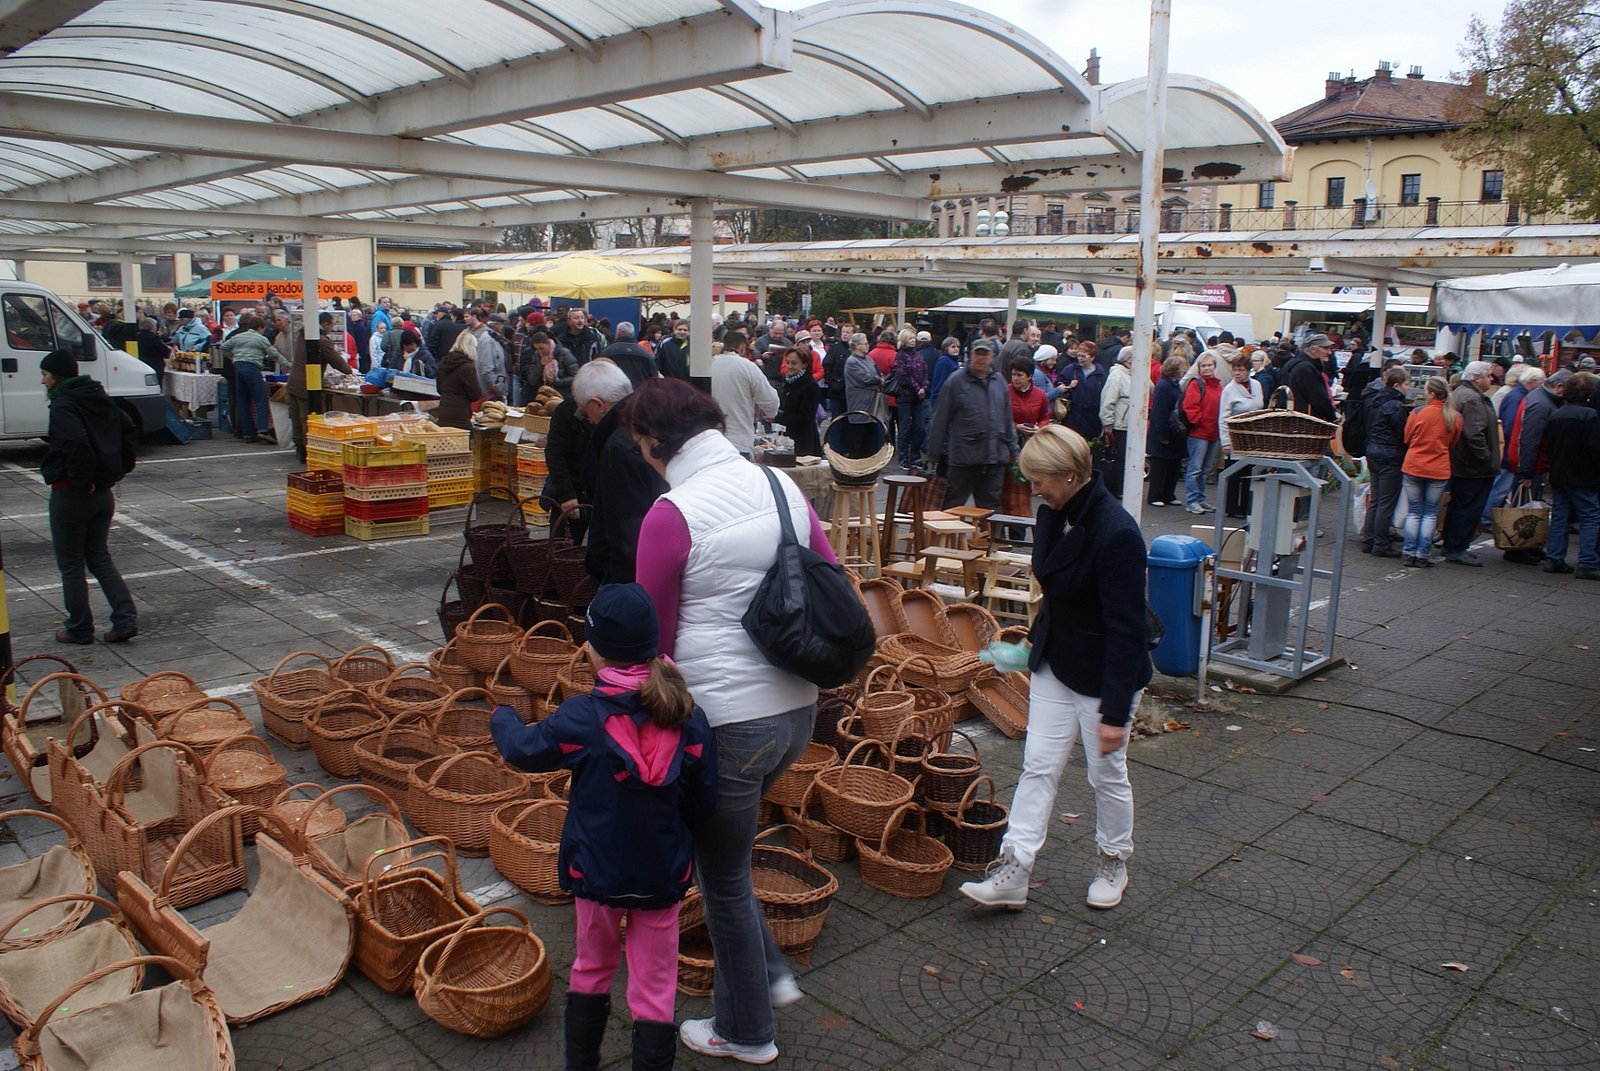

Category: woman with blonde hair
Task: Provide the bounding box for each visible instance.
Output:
[1400,376,1461,567]
[960,423,1151,912]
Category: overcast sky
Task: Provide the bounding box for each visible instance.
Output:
[772,0,1510,122]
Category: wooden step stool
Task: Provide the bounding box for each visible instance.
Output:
[915,545,985,600]
[982,549,1042,624]
[828,482,881,574]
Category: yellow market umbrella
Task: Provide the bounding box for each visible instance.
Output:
[465,255,686,299]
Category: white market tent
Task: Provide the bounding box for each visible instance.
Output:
[1275,292,1430,316]
[1433,262,1600,341]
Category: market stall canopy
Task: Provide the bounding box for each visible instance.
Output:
[1433,263,1600,340]
[173,261,311,298]
[466,255,686,299]
[1275,292,1430,315]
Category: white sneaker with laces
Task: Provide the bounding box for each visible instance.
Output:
[770,975,804,1008]
[958,849,1030,909]
[1086,852,1128,909]
[678,1018,779,1065]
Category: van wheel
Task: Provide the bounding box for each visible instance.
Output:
[116,400,144,435]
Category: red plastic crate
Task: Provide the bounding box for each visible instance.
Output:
[342,496,429,522]
[288,470,344,495]
[342,462,428,488]
[288,512,345,537]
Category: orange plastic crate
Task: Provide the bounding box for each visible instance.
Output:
[343,496,428,522]
[307,415,378,441]
[289,512,345,537]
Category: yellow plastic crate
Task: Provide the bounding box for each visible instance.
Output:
[306,445,343,473]
[344,515,430,541]
[397,426,471,456]
[429,480,474,510]
[307,414,378,440]
[428,453,472,481]
[342,441,428,469]
[286,487,345,519]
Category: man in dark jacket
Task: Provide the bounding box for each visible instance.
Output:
[553,307,605,366]
[820,328,852,418]
[1541,374,1600,578]
[39,350,139,645]
[542,394,593,544]
[1514,369,1569,489]
[1360,366,1410,557]
[574,362,668,584]
[1282,333,1338,422]
[926,339,1018,510]
[1442,362,1500,566]
[654,318,692,382]
[597,323,657,389]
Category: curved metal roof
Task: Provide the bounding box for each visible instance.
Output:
[0,0,1290,253]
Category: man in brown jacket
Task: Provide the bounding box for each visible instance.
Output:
[1443,361,1500,566]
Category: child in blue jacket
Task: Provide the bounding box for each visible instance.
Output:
[492,582,716,1071]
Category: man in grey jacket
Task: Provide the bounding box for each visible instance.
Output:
[1442,361,1500,566]
[465,307,509,400]
[926,339,1018,510]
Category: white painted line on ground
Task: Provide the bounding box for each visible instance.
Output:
[2,461,34,476]
[184,495,242,503]
[2,511,49,521]
[136,447,292,465]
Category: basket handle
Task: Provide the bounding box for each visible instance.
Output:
[442,686,494,707]
[894,653,942,684]
[157,696,248,734]
[155,804,265,900]
[876,802,923,854]
[418,749,500,789]
[335,644,395,675]
[888,714,931,751]
[361,835,458,895]
[754,822,815,861]
[265,649,334,682]
[861,664,902,696]
[956,774,997,820]
[129,670,199,693]
[462,602,514,628]
[0,654,78,694]
[417,906,531,998]
[490,655,516,689]
[16,671,109,729]
[494,797,548,830]
[548,502,592,542]
[929,725,980,761]
[522,618,573,644]
[0,808,80,847]
[0,892,120,945]
[464,488,519,533]
[200,732,277,777]
[20,955,196,1051]
[374,708,441,748]
[304,687,377,731]
[64,699,151,755]
[104,739,207,804]
[842,738,893,770]
[377,662,438,696]
[301,782,404,830]
[1268,384,1296,411]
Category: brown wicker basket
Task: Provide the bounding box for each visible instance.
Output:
[413,906,552,1038]
[897,588,958,646]
[676,888,715,997]
[504,532,551,600]
[354,713,456,815]
[306,689,386,780]
[813,686,855,752]
[488,799,569,904]
[1226,388,1338,460]
[885,715,934,793]
[876,634,989,693]
[119,671,206,718]
[832,712,873,761]
[751,825,838,955]
[944,602,1001,653]
[813,741,915,843]
[333,644,397,693]
[45,703,156,856]
[428,642,482,694]
[506,620,576,695]
[201,735,289,842]
[8,670,109,806]
[898,655,962,736]
[371,663,452,722]
[762,741,840,810]
[554,646,595,701]
[0,809,97,952]
[919,727,982,808]
[487,658,538,725]
[271,782,350,845]
[855,665,915,741]
[296,784,409,889]
[408,752,533,855]
[251,652,338,750]
[967,674,1030,739]
[855,577,908,637]
[0,891,142,1030]
[783,779,854,863]
[432,688,497,753]
[352,838,481,995]
[942,775,1010,872]
[464,490,528,577]
[454,603,521,674]
[856,803,953,899]
[156,698,255,760]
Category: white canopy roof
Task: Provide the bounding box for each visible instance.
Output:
[1433,262,1600,339]
[1275,292,1431,315]
[0,0,1291,254]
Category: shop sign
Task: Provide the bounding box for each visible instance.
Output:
[210,280,359,300]
[1184,284,1236,310]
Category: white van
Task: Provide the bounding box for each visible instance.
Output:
[1157,302,1225,342]
[1,282,165,440]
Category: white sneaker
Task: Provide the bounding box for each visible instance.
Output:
[770,975,804,1008]
[958,849,1030,909]
[678,1018,779,1065]
[1086,852,1128,909]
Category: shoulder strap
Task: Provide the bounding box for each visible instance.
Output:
[760,466,798,548]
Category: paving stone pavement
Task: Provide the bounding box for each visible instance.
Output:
[0,435,1596,1070]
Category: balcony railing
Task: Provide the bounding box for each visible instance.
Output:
[974,198,1594,238]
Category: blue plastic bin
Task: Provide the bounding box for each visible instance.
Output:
[1147,534,1212,677]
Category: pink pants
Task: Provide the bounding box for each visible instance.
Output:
[570,899,681,1022]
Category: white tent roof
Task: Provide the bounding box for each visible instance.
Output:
[1275,292,1431,315]
[1433,262,1600,339]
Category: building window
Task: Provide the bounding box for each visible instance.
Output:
[1046,203,1065,234]
[190,252,225,279]
[87,262,121,290]
[1400,174,1421,205]
[140,255,175,291]
[283,243,302,267]
[424,266,440,288]
[239,253,271,267]
[1326,177,1345,208]
[1481,169,1504,203]
[398,266,417,287]
[1257,182,1275,209]
[375,265,392,287]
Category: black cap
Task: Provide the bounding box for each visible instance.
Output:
[40,349,78,379]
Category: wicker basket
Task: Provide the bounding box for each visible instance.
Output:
[488,799,569,904]
[454,603,521,674]
[156,699,255,760]
[504,534,552,600]
[676,888,715,997]
[7,670,109,806]
[306,690,386,780]
[270,782,350,845]
[814,741,915,843]
[919,727,982,808]
[823,411,893,485]
[295,784,409,889]
[119,671,206,719]
[0,810,96,953]
[967,673,1029,739]
[855,666,916,742]
[783,779,854,863]
[14,954,234,1071]
[944,603,1001,653]
[464,490,529,577]
[486,658,538,725]
[554,647,595,701]
[885,715,934,793]
[751,825,838,955]
[354,713,456,815]
[762,742,840,810]
[813,686,855,752]
[352,838,481,995]
[413,906,552,1038]
[1226,389,1338,461]
[432,688,497,753]
[902,673,962,738]
[941,776,1010,872]
[333,644,397,693]
[877,633,990,693]
[506,620,576,696]
[200,736,288,842]
[45,703,156,859]
[855,578,908,638]
[251,652,338,750]
[832,712,873,761]
[428,642,482,693]
[408,752,532,855]
[0,891,142,1030]
[439,549,478,645]
[856,803,953,899]
[371,663,451,722]
[897,588,958,647]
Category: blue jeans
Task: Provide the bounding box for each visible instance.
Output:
[1483,468,1517,525]
[896,397,927,465]
[1402,475,1447,558]
[1546,487,1600,570]
[234,361,269,439]
[1184,437,1218,507]
[693,705,814,1046]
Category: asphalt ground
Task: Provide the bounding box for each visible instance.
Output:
[0,433,1595,1070]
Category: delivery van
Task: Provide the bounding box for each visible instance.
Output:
[1,282,166,440]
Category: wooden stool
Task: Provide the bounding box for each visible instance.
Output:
[948,505,994,550]
[924,518,977,551]
[880,474,928,563]
[828,482,881,574]
[982,550,1042,624]
[915,545,985,600]
[985,513,1037,555]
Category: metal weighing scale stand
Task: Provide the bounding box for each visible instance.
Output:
[1209,455,1352,681]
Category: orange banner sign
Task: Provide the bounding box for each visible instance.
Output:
[209,280,359,300]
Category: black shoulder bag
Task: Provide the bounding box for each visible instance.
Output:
[742,467,876,687]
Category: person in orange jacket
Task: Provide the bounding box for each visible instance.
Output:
[1400,376,1462,567]
[1180,353,1223,514]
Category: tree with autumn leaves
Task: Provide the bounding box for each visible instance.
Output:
[1446,0,1600,218]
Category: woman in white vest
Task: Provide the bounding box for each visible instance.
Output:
[627,377,837,1066]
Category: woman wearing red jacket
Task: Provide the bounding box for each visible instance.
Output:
[1009,356,1051,427]
[1401,376,1462,567]
[1181,353,1223,515]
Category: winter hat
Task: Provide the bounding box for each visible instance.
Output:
[1033,344,1059,365]
[584,583,660,663]
[40,349,79,379]
[1301,333,1333,350]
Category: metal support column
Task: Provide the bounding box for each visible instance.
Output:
[688,199,714,382]
[300,239,323,424]
[1005,278,1019,332]
[1370,283,1389,356]
[895,285,906,329]
[118,253,136,335]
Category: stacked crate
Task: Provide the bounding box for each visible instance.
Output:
[286,470,344,536]
[306,414,377,473]
[471,430,514,499]
[515,442,551,527]
[342,440,430,540]
[397,425,473,511]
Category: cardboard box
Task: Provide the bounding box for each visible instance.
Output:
[1191,524,1247,567]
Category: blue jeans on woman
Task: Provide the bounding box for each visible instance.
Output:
[693,705,814,1047]
[1184,436,1218,508]
[234,361,269,439]
[1402,475,1447,559]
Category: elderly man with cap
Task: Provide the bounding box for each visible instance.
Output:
[598,322,658,390]
[927,337,1019,510]
[172,308,212,352]
[1282,333,1339,422]
[577,360,668,585]
[1442,361,1501,566]
[39,350,139,645]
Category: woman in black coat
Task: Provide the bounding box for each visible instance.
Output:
[1146,354,1189,506]
[775,347,822,457]
[960,424,1150,912]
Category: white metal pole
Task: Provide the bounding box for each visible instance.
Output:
[756,281,768,329]
[119,253,135,327]
[1120,0,1172,524]
[689,199,713,379]
[300,238,319,341]
[896,284,906,330]
[1006,278,1019,332]
[1370,283,1389,359]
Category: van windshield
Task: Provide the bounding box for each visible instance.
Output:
[3,292,97,360]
